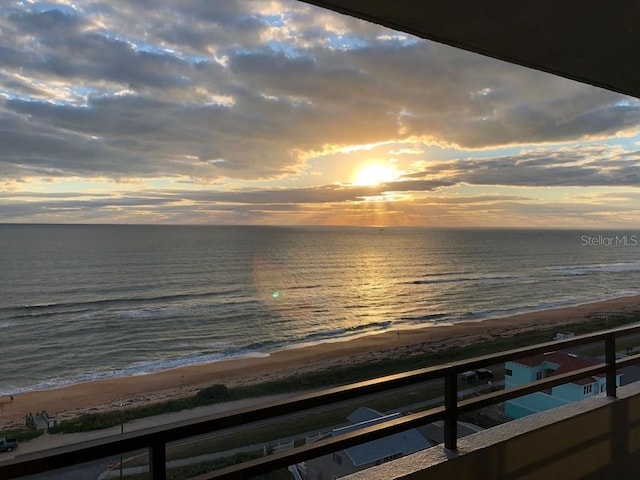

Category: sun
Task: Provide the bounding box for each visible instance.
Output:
[353,163,398,186]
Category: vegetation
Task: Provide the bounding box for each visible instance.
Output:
[196,383,229,401]
[48,312,639,434]
[49,384,227,433]
[0,427,43,442]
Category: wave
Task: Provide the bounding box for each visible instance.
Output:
[553,262,640,276]
[400,312,448,322]
[242,319,396,353]
[405,273,523,285]
[10,307,96,320]
[288,284,323,290]
[406,261,640,285]
[447,292,639,323]
[0,289,248,318]
[4,290,638,396]
[0,349,272,396]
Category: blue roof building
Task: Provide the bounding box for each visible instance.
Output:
[291,406,481,479]
[504,351,622,419]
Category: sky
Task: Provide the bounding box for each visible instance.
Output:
[1,1,640,227]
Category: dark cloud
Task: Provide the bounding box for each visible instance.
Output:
[417,195,531,204]
[3,12,194,89]
[0,184,513,215]
[10,8,86,33]
[0,111,127,173]
[414,147,640,188]
[159,183,442,204]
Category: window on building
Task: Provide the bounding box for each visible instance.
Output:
[583,384,593,395]
[505,368,513,376]
[601,383,605,393]
[333,453,342,466]
[536,371,543,380]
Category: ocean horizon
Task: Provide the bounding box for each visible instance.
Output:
[2,224,640,395]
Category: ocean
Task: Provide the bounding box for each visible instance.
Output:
[1,224,639,395]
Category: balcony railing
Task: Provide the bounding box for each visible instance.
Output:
[2,323,640,480]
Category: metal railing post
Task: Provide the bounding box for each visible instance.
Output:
[149,441,167,480]
[605,335,617,398]
[444,370,458,450]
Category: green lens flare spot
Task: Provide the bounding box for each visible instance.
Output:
[272,291,280,298]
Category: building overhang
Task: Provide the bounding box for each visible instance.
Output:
[301,1,640,99]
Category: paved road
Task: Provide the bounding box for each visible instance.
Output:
[13,457,121,480]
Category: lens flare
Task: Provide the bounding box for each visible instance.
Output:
[253,256,312,319]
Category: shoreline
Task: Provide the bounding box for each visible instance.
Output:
[4,293,632,394]
[2,293,639,428]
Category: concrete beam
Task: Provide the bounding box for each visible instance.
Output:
[301,1,640,99]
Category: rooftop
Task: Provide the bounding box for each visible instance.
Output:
[332,407,431,466]
[511,351,606,386]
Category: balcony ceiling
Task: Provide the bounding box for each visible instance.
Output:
[301,1,640,99]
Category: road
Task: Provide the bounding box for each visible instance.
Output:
[14,456,122,480]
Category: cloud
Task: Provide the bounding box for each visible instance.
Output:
[1,1,640,226]
[412,145,640,188]
[1,174,636,226]
[416,195,532,204]
[0,0,638,188]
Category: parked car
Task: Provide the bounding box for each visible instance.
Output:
[461,369,494,383]
[0,437,18,453]
[476,368,494,380]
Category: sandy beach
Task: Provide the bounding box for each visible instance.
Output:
[2,294,639,428]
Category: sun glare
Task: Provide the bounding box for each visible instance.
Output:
[353,163,398,186]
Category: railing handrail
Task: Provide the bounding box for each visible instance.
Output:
[2,322,640,479]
